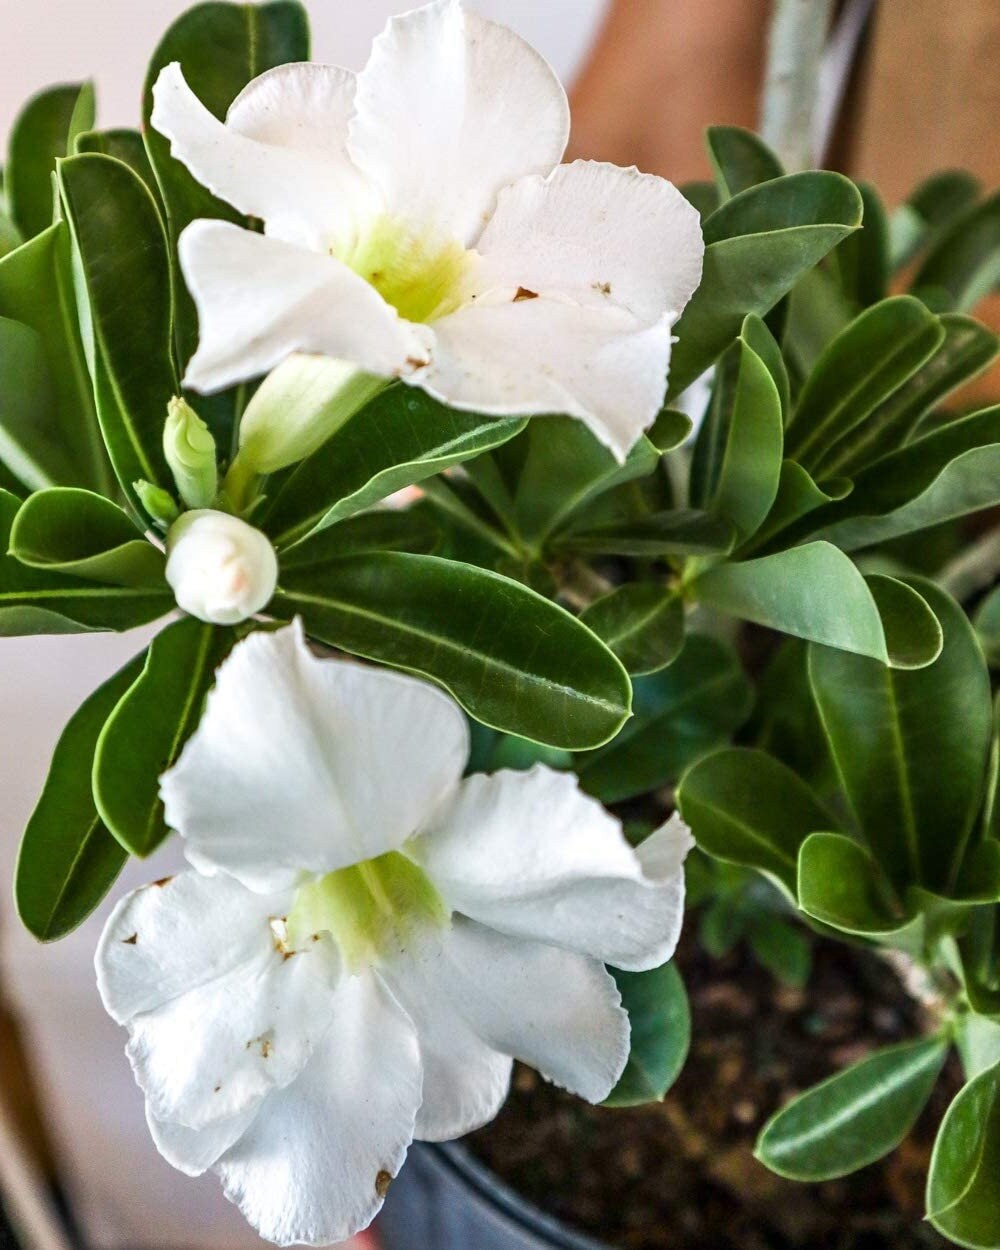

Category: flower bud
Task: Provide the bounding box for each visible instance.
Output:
[134,479,179,527]
[163,397,218,510]
[165,510,278,625]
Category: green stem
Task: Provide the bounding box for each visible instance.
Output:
[760,0,834,171]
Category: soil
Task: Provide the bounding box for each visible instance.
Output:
[467,929,959,1250]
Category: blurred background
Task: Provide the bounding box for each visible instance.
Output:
[1,1,998,1248]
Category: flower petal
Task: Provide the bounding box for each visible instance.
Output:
[147,1104,259,1178]
[179,221,427,393]
[415,768,693,971]
[349,0,569,245]
[379,960,512,1142]
[152,62,359,253]
[161,622,469,893]
[405,919,629,1104]
[215,971,422,1247]
[414,299,675,462]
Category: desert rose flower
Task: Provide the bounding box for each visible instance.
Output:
[150,0,704,465]
[165,509,278,625]
[95,622,692,1245]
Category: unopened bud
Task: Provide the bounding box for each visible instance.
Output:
[134,479,179,527]
[164,397,218,510]
[165,510,278,626]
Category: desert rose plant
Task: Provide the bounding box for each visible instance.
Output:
[2,0,1000,1247]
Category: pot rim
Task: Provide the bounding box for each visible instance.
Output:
[428,1140,611,1250]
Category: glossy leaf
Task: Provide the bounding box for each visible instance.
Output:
[0,223,108,490]
[785,296,944,474]
[831,181,891,309]
[94,617,235,857]
[667,172,863,399]
[0,490,170,634]
[75,128,158,194]
[677,747,834,896]
[809,405,1000,552]
[575,634,751,803]
[605,962,690,1108]
[59,154,177,517]
[263,385,525,548]
[757,1037,949,1181]
[7,82,94,238]
[580,584,684,676]
[915,190,1000,313]
[277,506,440,569]
[706,126,783,201]
[11,488,165,587]
[808,579,992,894]
[798,831,908,936]
[741,312,790,425]
[891,171,981,270]
[274,552,631,749]
[927,1060,1000,1249]
[0,316,76,490]
[693,544,943,669]
[15,650,145,940]
[562,508,735,559]
[748,461,852,555]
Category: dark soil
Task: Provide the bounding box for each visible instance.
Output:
[467,930,958,1250]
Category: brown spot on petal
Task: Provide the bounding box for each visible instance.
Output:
[514,286,539,302]
[246,1035,273,1059]
[594,281,612,296]
[405,355,430,370]
[122,933,138,945]
[152,876,174,889]
[376,1170,393,1198]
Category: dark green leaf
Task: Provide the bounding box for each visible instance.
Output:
[706,126,783,201]
[648,409,694,453]
[757,1037,949,1181]
[262,385,525,548]
[915,190,1000,313]
[59,154,177,517]
[893,170,982,271]
[975,587,1000,669]
[831,181,890,309]
[748,461,852,555]
[562,508,735,559]
[94,617,234,857]
[575,634,751,803]
[6,82,94,238]
[75,128,158,194]
[605,962,690,1107]
[798,832,908,935]
[277,506,440,569]
[667,172,863,398]
[274,552,631,749]
[748,915,812,988]
[11,488,165,587]
[580,584,684,676]
[15,649,145,940]
[927,1060,1000,1248]
[808,579,992,894]
[693,544,943,669]
[741,312,790,425]
[677,747,834,895]
[0,317,76,490]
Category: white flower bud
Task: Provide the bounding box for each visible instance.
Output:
[165,510,278,626]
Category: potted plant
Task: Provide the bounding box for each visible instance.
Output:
[2,2,999,1249]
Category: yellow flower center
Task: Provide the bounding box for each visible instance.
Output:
[338,216,472,324]
[286,849,449,972]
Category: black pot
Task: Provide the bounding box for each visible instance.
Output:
[378,1141,608,1250]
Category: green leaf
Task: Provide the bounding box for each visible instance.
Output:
[274,552,631,749]
[975,587,1000,668]
[6,82,95,239]
[677,747,834,896]
[748,461,852,554]
[706,126,783,201]
[797,831,908,935]
[694,544,942,668]
[0,317,77,490]
[561,508,735,559]
[808,578,992,895]
[785,296,944,475]
[748,915,812,988]
[277,506,440,569]
[580,584,684,676]
[667,172,863,398]
[891,170,981,270]
[757,1037,949,1181]
[0,489,170,634]
[927,1060,1000,1249]
[831,181,891,309]
[513,418,659,547]
[808,405,1000,552]
[915,190,1000,313]
[262,386,525,548]
[11,488,165,587]
[0,223,108,491]
[648,409,694,453]
[575,633,751,803]
[605,962,690,1107]
[94,617,234,857]
[741,312,790,425]
[15,649,145,940]
[142,0,310,370]
[75,128,158,194]
[59,154,178,519]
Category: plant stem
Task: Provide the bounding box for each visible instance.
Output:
[760,0,834,171]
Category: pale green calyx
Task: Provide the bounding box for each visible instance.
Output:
[286,850,450,973]
[134,479,179,528]
[164,396,218,510]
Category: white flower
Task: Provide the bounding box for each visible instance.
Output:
[150,0,704,462]
[165,509,278,625]
[95,623,692,1246]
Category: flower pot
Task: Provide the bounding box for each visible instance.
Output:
[378,1141,608,1250]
